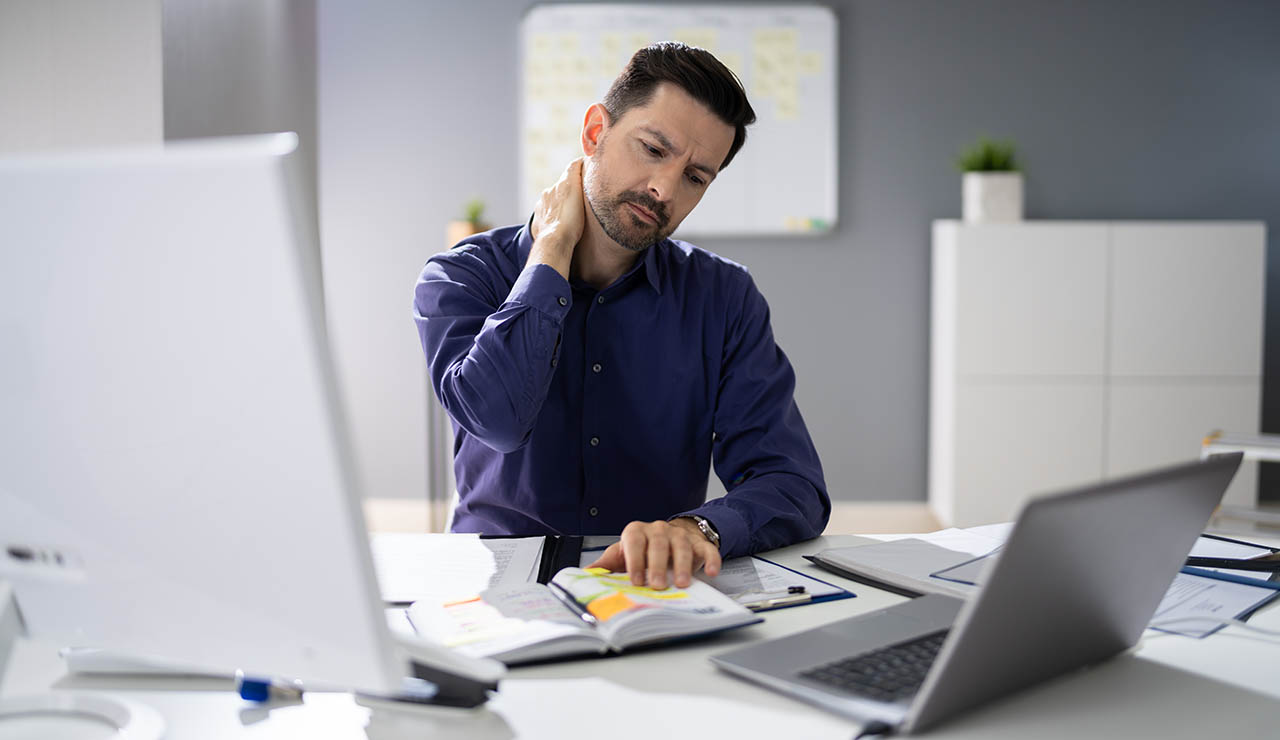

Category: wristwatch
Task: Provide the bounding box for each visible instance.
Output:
[675,514,721,551]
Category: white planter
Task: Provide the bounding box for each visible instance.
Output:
[962,172,1023,223]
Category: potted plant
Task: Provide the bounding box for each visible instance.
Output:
[956,138,1022,223]
[446,198,490,246]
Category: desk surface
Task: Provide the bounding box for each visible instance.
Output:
[4,534,1279,739]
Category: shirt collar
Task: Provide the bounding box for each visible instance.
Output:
[515,213,664,295]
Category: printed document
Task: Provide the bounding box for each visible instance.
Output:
[369,533,544,604]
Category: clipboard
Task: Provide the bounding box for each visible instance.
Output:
[1179,533,1280,591]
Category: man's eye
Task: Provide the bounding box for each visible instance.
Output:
[644,144,662,157]
[687,174,706,186]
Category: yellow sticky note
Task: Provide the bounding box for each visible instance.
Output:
[672,28,717,51]
[601,32,623,55]
[753,27,797,49]
[720,52,744,79]
[555,32,579,54]
[798,50,823,76]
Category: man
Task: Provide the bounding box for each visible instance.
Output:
[414,42,828,591]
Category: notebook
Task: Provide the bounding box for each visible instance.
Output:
[408,567,761,665]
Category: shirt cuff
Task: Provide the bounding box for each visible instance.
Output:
[677,503,750,560]
[506,262,572,320]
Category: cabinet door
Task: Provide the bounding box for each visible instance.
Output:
[1109,223,1265,377]
[948,380,1105,527]
[1107,380,1261,507]
[952,223,1108,377]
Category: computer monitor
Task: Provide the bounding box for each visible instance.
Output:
[0,133,500,697]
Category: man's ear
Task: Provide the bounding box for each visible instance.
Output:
[581,103,610,156]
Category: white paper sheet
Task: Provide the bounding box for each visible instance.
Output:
[369,533,544,604]
[857,527,1006,557]
[698,555,846,604]
[1150,572,1277,638]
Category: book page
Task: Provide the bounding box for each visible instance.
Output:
[551,567,757,648]
[369,533,544,604]
[406,583,600,661]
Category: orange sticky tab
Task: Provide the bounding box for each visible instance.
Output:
[586,591,636,622]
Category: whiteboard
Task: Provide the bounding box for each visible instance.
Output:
[520,4,838,237]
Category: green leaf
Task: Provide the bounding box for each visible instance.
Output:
[956,137,1019,172]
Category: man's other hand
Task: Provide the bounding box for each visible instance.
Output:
[585,518,722,589]
[527,157,585,279]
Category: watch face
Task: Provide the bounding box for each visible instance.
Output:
[697,518,720,547]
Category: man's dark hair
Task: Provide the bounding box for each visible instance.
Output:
[602,41,756,172]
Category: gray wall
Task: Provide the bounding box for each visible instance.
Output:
[162,0,318,240]
[0,0,162,153]
[319,0,1280,502]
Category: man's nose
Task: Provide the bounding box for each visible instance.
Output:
[647,164,681,203]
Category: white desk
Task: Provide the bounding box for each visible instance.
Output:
[4,535,1279,738]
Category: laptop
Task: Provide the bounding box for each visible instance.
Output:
[710,454,1242,735]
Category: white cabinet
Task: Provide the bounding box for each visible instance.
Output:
[930,221,1265,527]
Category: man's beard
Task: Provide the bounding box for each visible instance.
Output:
[586,186,673,252]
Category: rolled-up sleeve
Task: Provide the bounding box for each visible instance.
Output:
[414,247,571,453]
[677,272,830,558]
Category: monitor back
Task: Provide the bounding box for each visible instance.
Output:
[0,134,402,692]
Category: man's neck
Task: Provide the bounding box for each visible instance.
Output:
[571,208,645,292]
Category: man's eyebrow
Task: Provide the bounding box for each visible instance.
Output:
[638,126,718,178]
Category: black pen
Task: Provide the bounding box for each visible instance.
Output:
[549,580,599,626]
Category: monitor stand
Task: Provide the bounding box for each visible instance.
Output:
[0,582,166,739]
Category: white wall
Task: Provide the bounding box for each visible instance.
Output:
[0,0,162,153]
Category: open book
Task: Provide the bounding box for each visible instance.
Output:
[406,567,761,665]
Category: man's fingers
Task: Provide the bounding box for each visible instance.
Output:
[645,523,671,589]
[620,525,648,586]
[585,542,624,572]
[670,532,694,588]
[699,540,723,578]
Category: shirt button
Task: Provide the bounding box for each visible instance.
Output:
[558,296,568,306]
[592,363,602,373]
[589,507,599,517]
[589,436,599,447]
[596,295,605,304]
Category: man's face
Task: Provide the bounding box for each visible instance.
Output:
[583,83,735,251]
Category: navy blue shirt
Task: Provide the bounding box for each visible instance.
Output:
[413,222,828,558]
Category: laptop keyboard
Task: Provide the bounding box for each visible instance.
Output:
[798,630,949,703]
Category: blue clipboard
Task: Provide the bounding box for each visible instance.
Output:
[1180,533,1280,591]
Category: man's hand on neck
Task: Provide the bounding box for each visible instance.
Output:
[527,158,585,281]
[528,157,644,292]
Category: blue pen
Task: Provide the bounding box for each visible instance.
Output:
[236,671,304,702]
[1180,566,1280,591]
